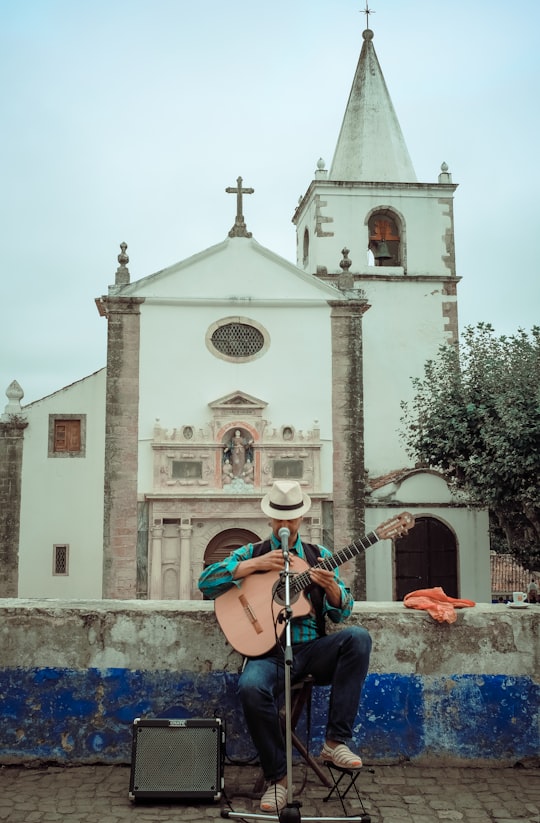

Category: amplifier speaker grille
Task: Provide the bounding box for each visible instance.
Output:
[129,718,224,801]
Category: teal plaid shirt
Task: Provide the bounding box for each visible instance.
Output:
[198,533,354,644]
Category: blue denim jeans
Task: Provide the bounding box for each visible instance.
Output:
[237,625,372,782]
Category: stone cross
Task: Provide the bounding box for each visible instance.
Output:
[225,176,254,238]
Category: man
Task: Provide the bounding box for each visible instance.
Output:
[198,480,372,814]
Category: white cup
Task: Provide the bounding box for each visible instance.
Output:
[512,591,527,604]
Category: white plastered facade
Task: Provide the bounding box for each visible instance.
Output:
[18,370,106,598]
[7,25,491,603]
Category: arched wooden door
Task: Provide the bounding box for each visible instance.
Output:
[204,528,261,567]
[394,516,458,600]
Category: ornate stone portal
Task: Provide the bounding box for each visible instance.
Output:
[146,391,324,599]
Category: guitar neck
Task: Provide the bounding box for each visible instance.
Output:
[294,531,380,593]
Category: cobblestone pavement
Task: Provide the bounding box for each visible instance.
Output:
[0,762,538,823]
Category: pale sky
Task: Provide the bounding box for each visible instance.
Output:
[1,0,539,405]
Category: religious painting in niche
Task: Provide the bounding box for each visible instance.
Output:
[222,428,255,489]
[368,211,401,266]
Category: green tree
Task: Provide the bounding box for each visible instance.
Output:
[400,323,540,566]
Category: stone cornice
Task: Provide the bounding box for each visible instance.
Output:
[328,300,371,314]
[293,179,458,224]
[95,296,145,317]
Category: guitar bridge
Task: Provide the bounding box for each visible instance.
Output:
[239,594,263,635]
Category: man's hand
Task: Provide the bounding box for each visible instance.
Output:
[254,552,294,572]
[233,551,297,580]
[309,567,342,608]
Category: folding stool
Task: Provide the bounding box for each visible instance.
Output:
[323,759,371,820]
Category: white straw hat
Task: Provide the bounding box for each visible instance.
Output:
[261,480,312,519]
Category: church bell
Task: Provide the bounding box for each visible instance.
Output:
[374,240,392,261]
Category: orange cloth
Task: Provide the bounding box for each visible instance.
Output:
[403,586,476,624]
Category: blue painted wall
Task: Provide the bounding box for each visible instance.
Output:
[1,668,537,765]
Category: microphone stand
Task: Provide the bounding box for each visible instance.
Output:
[277,527,301,822]
[223,527,368,823]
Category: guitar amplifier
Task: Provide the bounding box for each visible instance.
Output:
[129,717,224,801]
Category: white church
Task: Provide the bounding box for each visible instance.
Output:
[0,26,491,603]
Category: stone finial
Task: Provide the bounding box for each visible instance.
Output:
[339,247,352,271]
[315,157,328,180]
[438,161,453,183]
[338,248,354,290]
[115,242,130,286]
[2,380,25,421]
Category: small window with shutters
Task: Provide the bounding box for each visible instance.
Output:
[48,414,86,457]
[54,420,80,452]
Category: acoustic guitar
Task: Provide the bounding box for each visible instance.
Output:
[214,511,414,656]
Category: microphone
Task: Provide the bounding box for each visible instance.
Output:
[278,526,290,558]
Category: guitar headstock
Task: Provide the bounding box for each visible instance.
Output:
[375,512,415,540]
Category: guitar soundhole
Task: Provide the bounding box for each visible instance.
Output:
[272,577,301,607]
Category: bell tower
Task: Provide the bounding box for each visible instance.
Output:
[293,25,459,477]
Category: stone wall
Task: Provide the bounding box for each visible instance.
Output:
[0,599,538,767]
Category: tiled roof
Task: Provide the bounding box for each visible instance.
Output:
[367,468,410,491]
[490,552,539,594]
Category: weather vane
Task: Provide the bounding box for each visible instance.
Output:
[363,1,375,28]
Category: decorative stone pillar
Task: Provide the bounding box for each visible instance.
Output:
[96,283,144,598]
[0,381,28,597]
[149,524,164,599]
[179,519,193,599]
[161,523,181,599]
[308,515,322,546]
[329,298,370,599]
[192,555,205,600]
